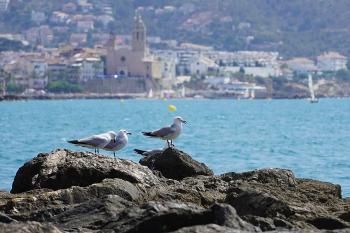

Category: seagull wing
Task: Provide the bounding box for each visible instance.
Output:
[79,132,111,148]
[152,126,176,138]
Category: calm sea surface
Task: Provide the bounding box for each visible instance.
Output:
[0,99,349,196]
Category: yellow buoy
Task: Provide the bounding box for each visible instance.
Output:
[168,104,177,111]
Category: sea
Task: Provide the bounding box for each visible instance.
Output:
[0,98,349,196]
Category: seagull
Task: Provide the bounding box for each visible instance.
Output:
[142,116,187,147]
[67,131,116,153]
[134,148,164,157]
[102,129,131,157]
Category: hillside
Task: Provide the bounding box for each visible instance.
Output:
[1,0,350,57]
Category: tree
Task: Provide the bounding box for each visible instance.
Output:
[239,67,245,74]
[6,82,25,93]
[46,81,83,93]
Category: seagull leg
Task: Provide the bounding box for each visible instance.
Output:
[166,140,170,148]
[113,152,116,158]
[170,140,175,147]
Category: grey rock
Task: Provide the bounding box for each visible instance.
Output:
[224,168,347,231]
[139,147,213,180]
[169,224,252,233]
[221,168,297,188]
[0,212,16,223]
[100,201,256,233]
[243,215,276,231]
[338,211,350,222]
[210,203,258,231]
[0,221,62,233]
[11,149,159,193]
[228,190,294,218]
[307,217,350,230]
[1,149,350,233]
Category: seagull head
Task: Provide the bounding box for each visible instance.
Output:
[119,129,132,136]
[174,116,187,125]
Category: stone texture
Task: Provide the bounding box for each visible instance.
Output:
[11,149,159,193]
[0,221,62,233]
[139,147,213,180]
[0,149,349,232]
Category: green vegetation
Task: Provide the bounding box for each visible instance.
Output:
[46,81,83,93]
[6,82,25,93]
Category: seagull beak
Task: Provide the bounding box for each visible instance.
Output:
[127,132,132,135]
[182,120,187,124]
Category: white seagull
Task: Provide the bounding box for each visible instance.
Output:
[68,131,116,153]
[103,129,131,157]
[142,116,187,147]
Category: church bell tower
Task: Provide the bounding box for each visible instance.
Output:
[132,12,146,54]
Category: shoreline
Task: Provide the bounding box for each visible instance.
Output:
[1,93,350,101]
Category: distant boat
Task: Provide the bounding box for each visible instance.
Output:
[147,89,153,98]
[308,74,318,103]
[181,86,186,98]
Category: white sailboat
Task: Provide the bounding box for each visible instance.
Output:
[308,74,318,103]
[147,88,153,98]
[181,86,186,98]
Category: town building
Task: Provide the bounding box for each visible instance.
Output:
[62,2,77,13]
[47,59,67,82]
[31,11,46,25]
[50,11,69,25]
[76,20,94,32]
[106,13,161,79]
[69,57,103,83]
[0,0,9,12]
[70,33,87,47]
[285,57,317,75]
[153,50,177,88]
[317,52,347,72]
[38,26,54,47]
[189,55,218,76]
[176,50,200,75]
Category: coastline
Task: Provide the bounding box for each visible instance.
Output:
[1,93,350,101]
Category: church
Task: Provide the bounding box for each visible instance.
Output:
[106,13,161,80]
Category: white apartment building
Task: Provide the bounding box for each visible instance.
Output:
[71,57,103,82]
[317,52,347,72]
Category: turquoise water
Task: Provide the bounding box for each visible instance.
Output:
[0,99,349,196]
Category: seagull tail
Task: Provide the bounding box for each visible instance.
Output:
[67,140,80,145]
[133,149,147,156]
[142,132,156,137]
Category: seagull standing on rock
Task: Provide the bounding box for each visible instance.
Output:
[68,131,116,153]
[142,116,187,147]
[103,129,131,157]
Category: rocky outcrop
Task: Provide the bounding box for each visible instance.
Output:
[1,148,350,232]
[139,147,213,180]
[11,149,159,193]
